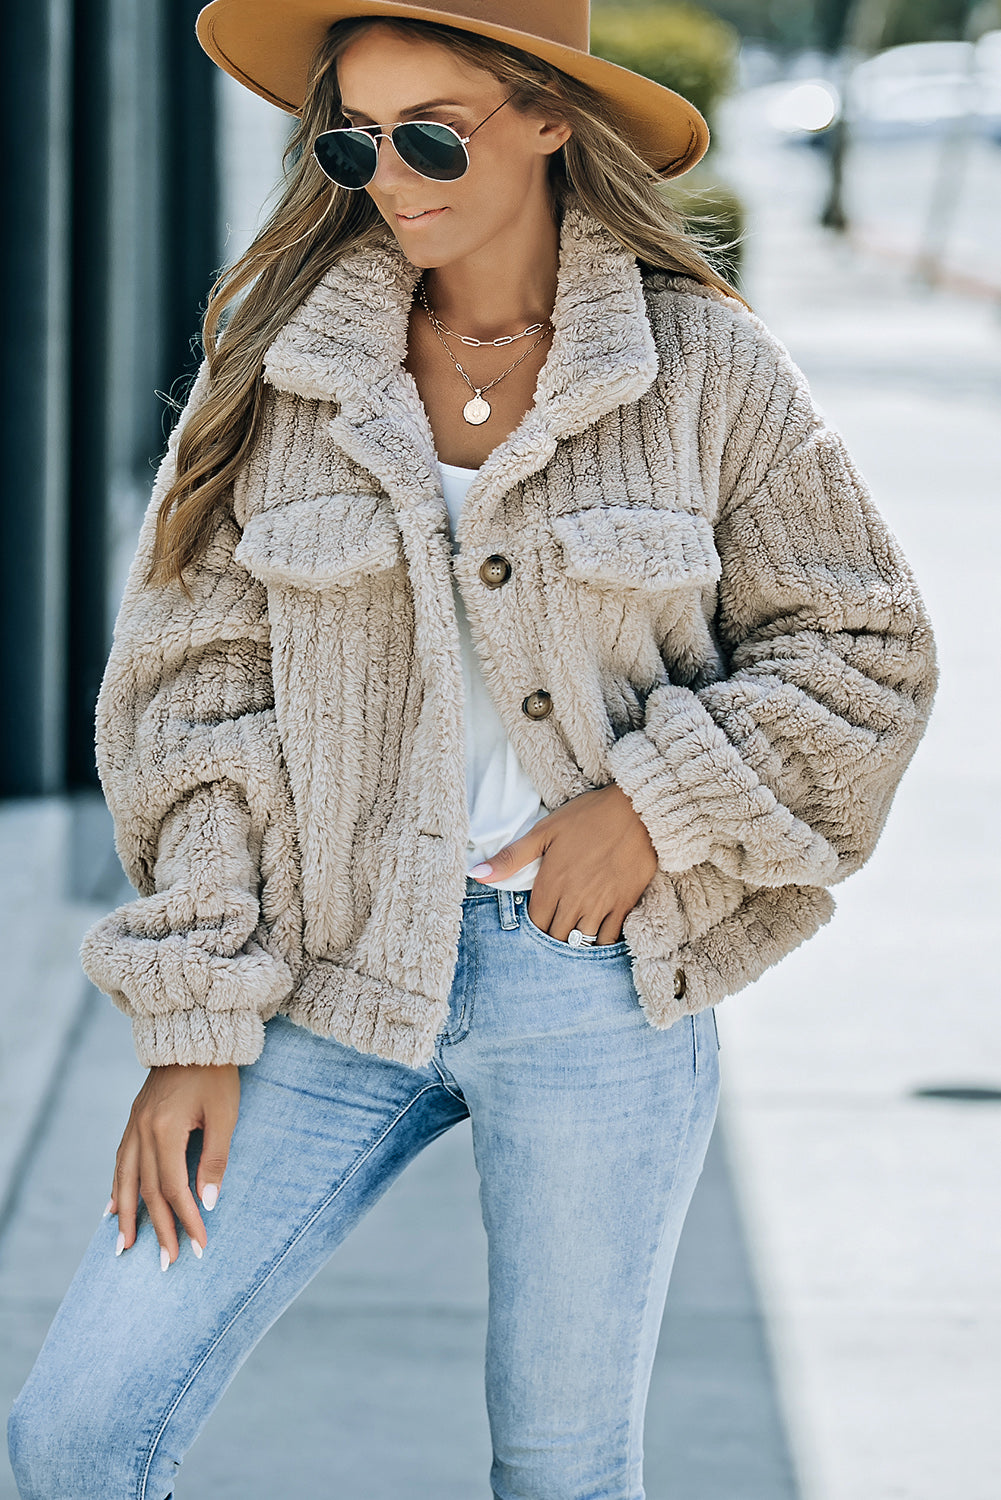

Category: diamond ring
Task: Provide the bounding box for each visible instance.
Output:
[567,928,598,947]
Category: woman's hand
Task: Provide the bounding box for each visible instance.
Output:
[470,784,658,943]
[106,1063,240,1268]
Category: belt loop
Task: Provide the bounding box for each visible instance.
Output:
[497,888,518,930]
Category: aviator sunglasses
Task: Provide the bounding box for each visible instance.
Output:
[313,95,515,190]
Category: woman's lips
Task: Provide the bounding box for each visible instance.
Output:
[395,207,447,225]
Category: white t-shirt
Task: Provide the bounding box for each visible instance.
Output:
[439,459,549,891]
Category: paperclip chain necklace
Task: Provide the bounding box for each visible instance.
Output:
[427,312,547,347]
[418,274,553,426]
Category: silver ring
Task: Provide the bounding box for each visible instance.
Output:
[567,928,598,948]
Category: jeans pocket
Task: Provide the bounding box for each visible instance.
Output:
[520,903,630,957]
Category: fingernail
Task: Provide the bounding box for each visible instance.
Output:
[160,1245,170,1272]
[468,863,493,878]
[201,1183,219,1211]
[115,1232,125,1256]
[103,1198,114,1217]
[189,1237,203,1259]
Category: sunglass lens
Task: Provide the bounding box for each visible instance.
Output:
[313,130,377,189]
[394,122,468,181]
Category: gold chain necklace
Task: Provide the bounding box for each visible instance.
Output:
[426,310,547,347]
[418,276,553,426]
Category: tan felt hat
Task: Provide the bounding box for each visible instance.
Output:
[195,0,710,178]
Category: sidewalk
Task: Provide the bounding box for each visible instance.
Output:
[712,97,1001,1500]
[0,795,122,1235]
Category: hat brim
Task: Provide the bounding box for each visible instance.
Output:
[195,0,709,178]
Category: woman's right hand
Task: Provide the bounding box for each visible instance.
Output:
[107,1063,241,1266]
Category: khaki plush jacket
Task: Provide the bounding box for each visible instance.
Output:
[80,199,938,1070]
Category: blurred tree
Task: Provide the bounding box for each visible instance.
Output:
[694,0,816,47]
[590,4,739,134]
[815,0,853,50]
[882,0,979,43]
[818,0,907,230]
[596,0,997,49]
[968,0,1001,33]
[817,0,982,232]
[590,5,746,284]
[595,0,813,49]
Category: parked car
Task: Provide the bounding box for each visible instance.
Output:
[741,35,1001,142]
[845,37,1001,136]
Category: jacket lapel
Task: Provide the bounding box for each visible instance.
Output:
[261,198,660,531]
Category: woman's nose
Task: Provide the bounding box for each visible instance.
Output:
[371,133,417,191]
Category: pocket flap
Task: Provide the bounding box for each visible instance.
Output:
[552,505,721,591]
[234,495,404,590]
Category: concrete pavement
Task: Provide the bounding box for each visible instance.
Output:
[712,96,1001,1500]
[0,794,120,1238]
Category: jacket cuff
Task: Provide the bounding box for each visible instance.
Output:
[80,911,293,1068]
[130,1008,270,1068]
[606,705,716,874]
[607,683,840,885]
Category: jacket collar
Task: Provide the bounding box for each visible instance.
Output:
[262,198,659,519]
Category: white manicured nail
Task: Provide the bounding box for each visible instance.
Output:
[189,1237,203,1259]
[160,1245,170,1272]
[201,1183,219,1211]
[115,1232,125,1256]
[103,1199,114,1217]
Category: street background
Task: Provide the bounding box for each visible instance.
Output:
[2,8,999,1498]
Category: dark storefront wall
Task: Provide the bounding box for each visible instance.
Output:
[0,0,219,797]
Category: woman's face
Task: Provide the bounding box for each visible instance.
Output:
[334,27,571,266]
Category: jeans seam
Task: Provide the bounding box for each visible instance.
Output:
[624,1052,701,1484]
[137,1080,443,1500]
[460,905,480,1041]
[431,1056,467,1104]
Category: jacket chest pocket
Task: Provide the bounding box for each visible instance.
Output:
[234,493,405,592]
[551,504,721,596]
[547,504,724,704]
[233,494,410,956]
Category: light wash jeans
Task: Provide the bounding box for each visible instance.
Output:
[8,880,720,1500]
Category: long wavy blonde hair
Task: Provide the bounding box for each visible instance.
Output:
[148,15,747,590]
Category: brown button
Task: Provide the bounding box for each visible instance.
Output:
[521,689,553,719]
[673,968,687,999]
[479,554,512,589]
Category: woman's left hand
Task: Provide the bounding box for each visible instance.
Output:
[469,784,659,944]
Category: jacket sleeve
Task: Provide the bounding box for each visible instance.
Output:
[607,324,938,889]
[79,365,296,1067]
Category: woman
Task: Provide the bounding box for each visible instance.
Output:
[7,2,938,1496]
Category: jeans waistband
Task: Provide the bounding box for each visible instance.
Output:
[464,879,524,930]
[463,876,532,897]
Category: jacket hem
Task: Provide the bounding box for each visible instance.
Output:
[627,880,837,1024]
[278,956,447,1070]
